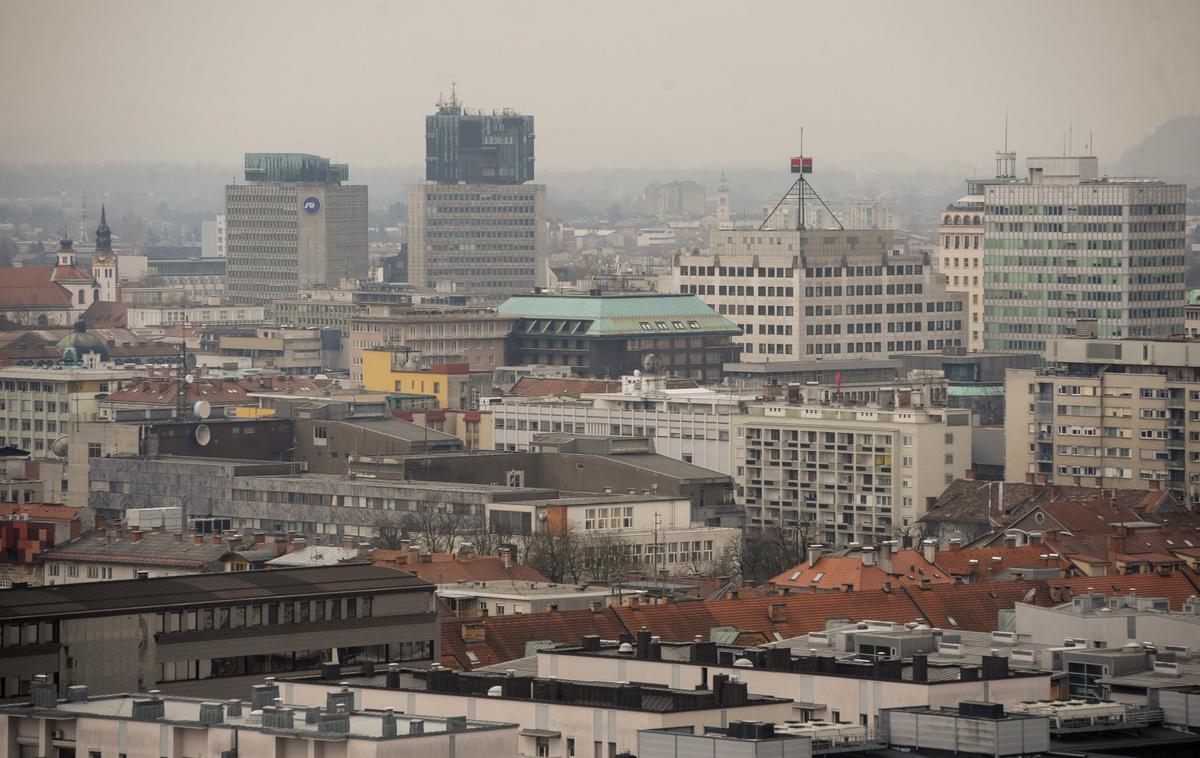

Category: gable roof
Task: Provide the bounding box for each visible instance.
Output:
[40,529,241,570]
[768,551,952,592]
[922,479,1182,529]
[0,267,73,308]
[933,545,1071,578]
[82,301,129,328]
[372,550,550,585]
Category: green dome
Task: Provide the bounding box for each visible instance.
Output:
[56,320,109,362]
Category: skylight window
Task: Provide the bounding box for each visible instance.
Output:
[947,616,958,626]
[811,572,825,583]
[790,571,802,581]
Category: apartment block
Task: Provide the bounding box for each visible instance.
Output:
[490,371,754,474]
[983,156,1187,352]
[734,390,971,546]
[1005,337,1200,503]
[670,230,967,360]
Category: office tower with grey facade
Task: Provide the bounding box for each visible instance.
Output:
[409,93,546,303]
[225,153,368,306]
[983,156,1187,352]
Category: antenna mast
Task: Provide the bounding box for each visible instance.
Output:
[79,193,90,244]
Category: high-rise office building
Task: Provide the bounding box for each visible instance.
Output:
[409,93,546,303]
[225,153,368,306]
[983,156,1187,352]
[425,89,535,184]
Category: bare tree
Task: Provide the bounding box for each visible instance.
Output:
[524,528,585,583]
[372,516,410,550]
[580,531,636,583]
[401,508,477,554]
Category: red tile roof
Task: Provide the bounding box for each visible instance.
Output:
[903,581,1051,631]
[0,267,73,308]
[51,264,96,283]
[82,301,129,329]
[933,545,1071,579]
[440,606,628,670]
[373,551,549,585]
[768,550,952,592]
[508,376,699,399]
[436,571,1200,670]
[0,503,82,522]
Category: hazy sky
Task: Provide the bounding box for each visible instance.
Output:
[1,0,1197,174]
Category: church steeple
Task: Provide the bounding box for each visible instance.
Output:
[94,203,112,253]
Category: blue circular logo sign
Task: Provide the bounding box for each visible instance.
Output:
[303,196,321,215]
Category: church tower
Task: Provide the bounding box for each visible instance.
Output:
[715,171,732,230]
[91,204,119,302]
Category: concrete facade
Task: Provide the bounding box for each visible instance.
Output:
[1004,337,1200,501]
[225,156,368,306]
[408,183,547,303]
[938,201,986,351]
[348,306,515,382]
[983,157,1187,352]
[671,230,967,360]
[734,396,972,546]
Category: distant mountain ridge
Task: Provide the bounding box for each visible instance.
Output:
[1113,115,1200,180]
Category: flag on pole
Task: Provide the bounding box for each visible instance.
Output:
[791,157,813,174]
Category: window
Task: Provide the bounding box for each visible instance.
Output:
[88,443,102,459]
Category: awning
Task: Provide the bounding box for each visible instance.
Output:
[521,729,563,738]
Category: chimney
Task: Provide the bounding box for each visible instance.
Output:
[419,551,432,563]
[194,533,205,545]
[357,542,371,560]
[861,546,876,567]
[461,623,486,643]
[948,539,962,552]
[343,537,355,551]
[227,534,243,552]
[964,469,976,481]
[878,540,895,574]
[1106,534,1123,560]
[1004,537,1017,548]
[273,533,288,557]
[95,513,107,530]
[922,539,937,564]
[807,544,822,568]
[636,628,652,659]
[288,537,307,554]
[911,654,928,683]
[174,532,183,543]
[130,527,143,543]
[151,524,162,534]
[212,533,222,545]
[502,547,513,570]
[768,602,788,623]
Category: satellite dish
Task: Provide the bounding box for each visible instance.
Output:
[184,374,195,384]
[193,400,212,419]
[194,424,211,446]
[51,436,69,458]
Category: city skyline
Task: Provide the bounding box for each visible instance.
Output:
[0,0,1197,173]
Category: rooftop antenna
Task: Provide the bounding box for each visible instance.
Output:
[1069,124,1073,155]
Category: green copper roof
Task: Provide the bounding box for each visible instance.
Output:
[1188,289,1200,306]
[948,385,1005,397]
[498,293,740,337]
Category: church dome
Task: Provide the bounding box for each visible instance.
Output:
[56,319,109,362]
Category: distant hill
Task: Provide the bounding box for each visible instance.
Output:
[1113,115,1200,180]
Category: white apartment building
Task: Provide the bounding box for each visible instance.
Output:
[485,493,741,575]
[983,156,1187,352]
[669,230,967,360]
[0,365,143,504]
[539,637,1051,728]
[937,193,986,351]
[491,372,754,474]
[734,389,971,546]
[0,682,514,758]
[126,304,267,329]
[285,671,796,758]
